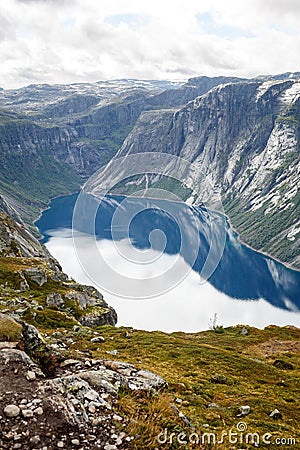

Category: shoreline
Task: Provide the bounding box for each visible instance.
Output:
[223,210,300,274]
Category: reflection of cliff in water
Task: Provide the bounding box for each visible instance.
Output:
[36,193,300,313]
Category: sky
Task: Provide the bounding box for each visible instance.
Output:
[0,0,300,88]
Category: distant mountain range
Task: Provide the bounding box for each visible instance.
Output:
[0,73,299,267]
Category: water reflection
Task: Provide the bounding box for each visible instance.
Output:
[36,193,300,316]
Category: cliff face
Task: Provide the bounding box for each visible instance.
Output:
[0,212,117,327]
[98,77,300,268]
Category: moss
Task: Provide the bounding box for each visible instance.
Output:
[0,316,23,342]
[23,308,78,329]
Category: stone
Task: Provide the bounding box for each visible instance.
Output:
[57,442,64,448]
[73,325,80,332]
[26,370,36,381]
[90,336,105,343]
[60,359,80,368]
[4,404,20,418]
[34,407,44,415]
[88,403,96,413]
[20,280,29,292]
[46,293,64,308]
[240,327,249,335]
[269,409,282,420]
[30,436,40,445]
[22,409,34,418]
[237,405,251,416]
[71,439,80,446]
[24,268,47,286]
[106,350,118,356]
[207,403,219,409]
[104,445,118,450]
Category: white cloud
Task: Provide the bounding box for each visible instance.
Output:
[0,0,299,88]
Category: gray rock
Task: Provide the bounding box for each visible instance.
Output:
[26,370,36,381]
[238,405,251,416]
[24,268,47,286]
[29,436,40,445]
[4,404,20,418]
[46,292,65,308]
[79,308,117,328]
[207,403,219,409]
[90,336,105,343]
[22,409,34,418]
[240,327,249,336]
[20,280,29,292]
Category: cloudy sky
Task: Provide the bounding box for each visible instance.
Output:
[0,0,300,88]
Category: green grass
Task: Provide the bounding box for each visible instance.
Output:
[37,323,300,449]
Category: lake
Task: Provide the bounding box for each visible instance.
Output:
[36,193,300,332]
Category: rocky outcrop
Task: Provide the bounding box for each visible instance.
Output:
[0,314,166,449]
[0,212,117,329]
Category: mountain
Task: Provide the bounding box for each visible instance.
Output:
[0,74,300,268]
[90,75,300,269]
[0,77,244,225]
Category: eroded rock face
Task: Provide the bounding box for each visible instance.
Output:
[79,309,118,328]
[24,267,47,286]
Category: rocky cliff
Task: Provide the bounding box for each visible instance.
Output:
[0,212,117,329]
[97,76,300,269]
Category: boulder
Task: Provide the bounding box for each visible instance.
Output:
[24,268,47,286]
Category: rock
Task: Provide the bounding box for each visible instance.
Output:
[60,359,81,368]
[34,407,44,415]
[46,293,64,308]
[237,405,251,416]
[57,441,64,448]
[79,308,117,328]
[24,268,47,286]
[240,327,249,335]
[72,325,80,332]
[29,436,40,445]
[26,370,36,381]
[20,280,29,292]
[0,341,18,349]
[106,350,118,356]
[207,403,219,409]
[22,409,34,418]
[91,336,105,343]
[269,409,282,419]
[71,439,80,446]
[273,360,294,370]
[133,369,167,391]
[88,403,96,413]
[21,321,47,356]
[104,444,118,450]
[4,404,20,418]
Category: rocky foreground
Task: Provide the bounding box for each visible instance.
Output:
[0,315,166,449]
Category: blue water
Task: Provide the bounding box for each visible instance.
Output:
[36,193,300,331]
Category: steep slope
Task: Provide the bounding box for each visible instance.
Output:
[95,77,300,269]
[0,77,246,224]
[0,212,117,328]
